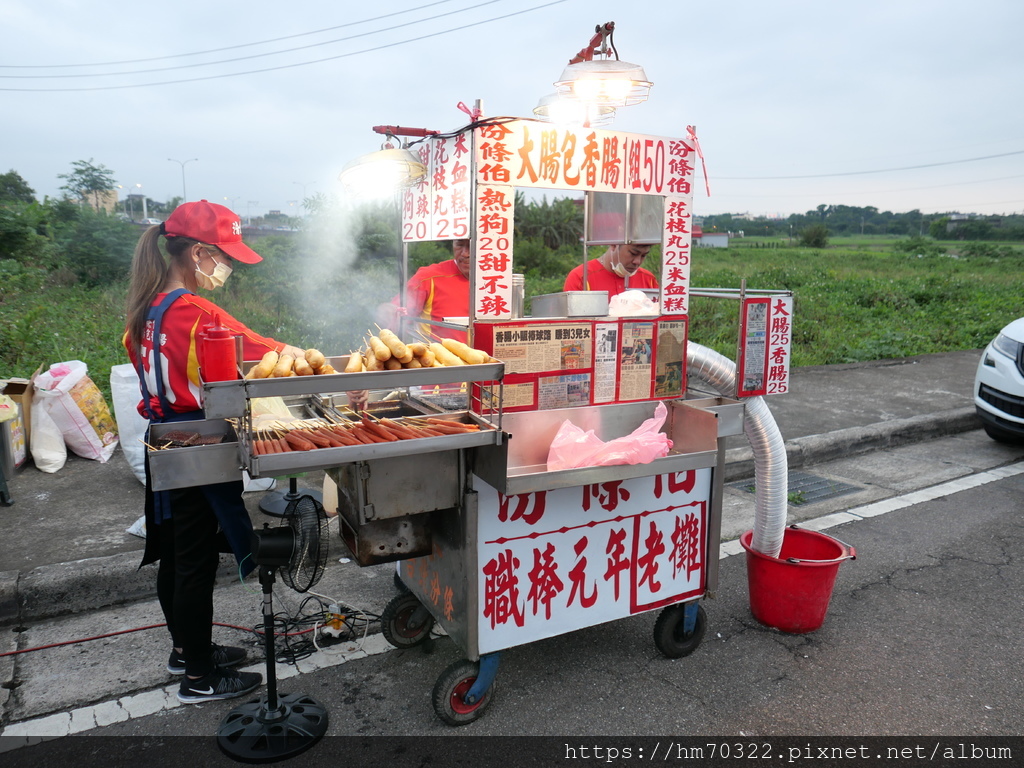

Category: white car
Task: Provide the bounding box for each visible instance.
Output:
[974,318,1024,443]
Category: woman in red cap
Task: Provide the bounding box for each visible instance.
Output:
[124,200,306,704]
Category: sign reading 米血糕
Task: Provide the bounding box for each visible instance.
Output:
[473,469,710,653]
[401,135,471,243]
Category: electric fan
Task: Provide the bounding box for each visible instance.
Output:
[217,494,330,763]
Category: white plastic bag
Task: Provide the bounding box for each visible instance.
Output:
[608,289,660,317]
[30,398,67,473]
[110,364,149,484]
[547,401,673,471]
[34,360,119,463]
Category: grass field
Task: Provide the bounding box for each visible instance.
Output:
[2,236,1022,401]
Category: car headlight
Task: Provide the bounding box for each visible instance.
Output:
[992,333,1022,361]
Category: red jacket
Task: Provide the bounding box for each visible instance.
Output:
[396,259,469,342]
[124,292,284,419]
[563,258,659,296]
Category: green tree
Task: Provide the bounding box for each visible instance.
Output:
[929,217,950,239]
[56,207,139,285]
[58,159,116,210]
[0,170,36,204]
[514,193,583,250]
[800,224,829,248]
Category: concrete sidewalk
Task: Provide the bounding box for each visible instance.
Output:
[6,348,1024,738]
[0,350,984,627]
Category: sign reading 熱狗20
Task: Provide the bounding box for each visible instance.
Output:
[473,469,710,653]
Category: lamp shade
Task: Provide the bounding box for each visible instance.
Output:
[338,147,427,196]
[533,92,616,127]
[555,59,652,108]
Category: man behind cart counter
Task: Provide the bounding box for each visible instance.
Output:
[563,242,658,297]
[350,239,472,411]
[376,238,471,344]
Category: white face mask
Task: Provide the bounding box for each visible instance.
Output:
[195,259,232,290]
[611,261,630,278]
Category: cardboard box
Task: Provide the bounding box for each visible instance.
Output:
[1,366,42,474]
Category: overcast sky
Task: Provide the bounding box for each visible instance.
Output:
[3,0,1023,220]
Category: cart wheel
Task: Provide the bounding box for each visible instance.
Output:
[432,659,495,726]
[653,603,707,659]
[380,592,435,649]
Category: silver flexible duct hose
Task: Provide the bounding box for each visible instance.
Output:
[687,342,788,557]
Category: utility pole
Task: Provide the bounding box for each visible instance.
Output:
[168,158,198,201]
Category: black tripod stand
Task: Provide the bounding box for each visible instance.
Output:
[217,563,328,761]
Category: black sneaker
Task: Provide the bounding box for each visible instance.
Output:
[177,667,262,704]
[167,643,248,675]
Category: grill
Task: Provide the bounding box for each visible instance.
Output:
[978,383,1024,419]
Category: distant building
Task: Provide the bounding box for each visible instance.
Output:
[692,225,730,248]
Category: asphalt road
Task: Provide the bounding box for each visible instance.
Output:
[92,467,1024,739]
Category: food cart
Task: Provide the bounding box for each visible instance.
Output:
[339,111,793,725]
[147,114,794,728]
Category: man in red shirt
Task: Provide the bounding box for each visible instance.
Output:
[378,239,470,343]
[563,242,658,296]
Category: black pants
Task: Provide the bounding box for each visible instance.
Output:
[156,486,221,678]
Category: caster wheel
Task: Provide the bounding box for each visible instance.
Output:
[432,659,494,726]
[380,592,435,649]
[653,603,707,659]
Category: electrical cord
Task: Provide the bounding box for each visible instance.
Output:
[0,600,379,661]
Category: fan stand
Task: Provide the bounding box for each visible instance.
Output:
[217,563,328,763]
[259,476,322,517]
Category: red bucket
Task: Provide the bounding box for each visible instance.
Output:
[740,526,856,634]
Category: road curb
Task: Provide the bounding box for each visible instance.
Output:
[3,408,982,625]
[723,406,980,481]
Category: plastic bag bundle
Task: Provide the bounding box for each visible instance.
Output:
[33,361,118,465]
[110,364,149,484]
[608,289,659,317]
[547,401,672,471]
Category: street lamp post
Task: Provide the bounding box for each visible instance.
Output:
[293,181,314,200]
[136,184,148,220]
[168,158,198,201]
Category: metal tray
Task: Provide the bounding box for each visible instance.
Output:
[473,398,739,495]
[529,291,609,318]
[244,413,500,478]
[203,356,504,419]
[148,419,240,491]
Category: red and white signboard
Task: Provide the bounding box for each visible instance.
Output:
[737,295,793,397]
[473,469,711,653]
[401,135,471,242]
[473,119,696,319]
[474,183,515,320]
[661,195,693,315]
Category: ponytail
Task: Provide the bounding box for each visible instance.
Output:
[125,226,198,353]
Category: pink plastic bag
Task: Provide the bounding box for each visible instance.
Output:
[547,402,673,471]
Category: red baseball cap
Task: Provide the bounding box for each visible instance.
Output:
[162,199,262,264]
